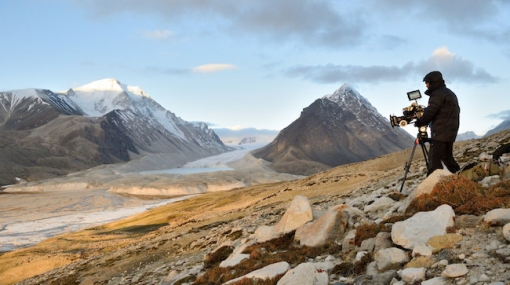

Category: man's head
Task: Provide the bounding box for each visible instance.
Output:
[423,71,445,90]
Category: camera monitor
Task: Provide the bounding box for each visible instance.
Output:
[407,90,422,101]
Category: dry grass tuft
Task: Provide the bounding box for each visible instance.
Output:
[354,222,391,247]
[406,176,510,216]
[331,252,373,277]
[204,245,234,269]
[192,232,342,285]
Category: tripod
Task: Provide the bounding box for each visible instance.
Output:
[399,127,430,192]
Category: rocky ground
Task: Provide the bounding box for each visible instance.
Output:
[1,130,509,285]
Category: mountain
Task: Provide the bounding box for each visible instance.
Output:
[212,127,278,144]
[0,79,229,186]
[252,84,414,175]
[456,131,481,141]
[484,119,510,137]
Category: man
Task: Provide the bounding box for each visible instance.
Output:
[415,71,461,176]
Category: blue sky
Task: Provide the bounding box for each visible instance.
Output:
[1,0,509,136]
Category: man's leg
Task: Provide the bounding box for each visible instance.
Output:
[427,140,444,176]
[443,141,460,173]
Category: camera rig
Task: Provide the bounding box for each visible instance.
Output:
[390,89,430,192]
[389,90,425,128]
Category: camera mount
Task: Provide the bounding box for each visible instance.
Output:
[389,90,430,192]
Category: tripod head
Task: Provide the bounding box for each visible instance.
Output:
[417,125,429,141]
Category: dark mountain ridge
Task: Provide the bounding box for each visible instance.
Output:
[253,84,414,175]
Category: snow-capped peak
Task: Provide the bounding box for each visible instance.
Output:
[73,78,150,99]
[63,78,152,117]
[323,83,378,114]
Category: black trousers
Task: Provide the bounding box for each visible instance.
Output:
[427,140,460,176]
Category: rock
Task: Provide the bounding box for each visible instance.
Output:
[364,196,394,213]
[275,195,313,234]
[374,247,410,271]
[441,263,468,278]
[503,223,510,242]
[374,232,393,253]
[224,261,290,285]
[405,256,436,268]
[295,204,349,247]
[360,237,375,253]
[412,243,433,257]
[276,262,328,285]
[400,267,426,283]
[480,175,501,188]
[392,204,455,250]
[399,169,452,212]
[342,230,356,253]
[421,277,448,285]
[426,234,463,252]
[218,241,254,268]
[159,265,202,285]
[254,225,276,242]
[483,208,510,226]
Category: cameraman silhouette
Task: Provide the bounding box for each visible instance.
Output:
[415,71,461,176]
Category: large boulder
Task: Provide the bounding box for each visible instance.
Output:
[295,204,350,247]
[392,204,455,250]
[275,195,313,234]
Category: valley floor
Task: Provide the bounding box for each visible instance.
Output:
[0,143,299,253]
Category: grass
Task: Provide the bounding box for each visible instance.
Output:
[191,232,343,285]
[406,175,510,216]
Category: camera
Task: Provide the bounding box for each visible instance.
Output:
[389,90,425,128]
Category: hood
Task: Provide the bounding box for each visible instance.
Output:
[423,71,445,94]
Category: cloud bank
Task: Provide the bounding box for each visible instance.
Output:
[284,47,499,84]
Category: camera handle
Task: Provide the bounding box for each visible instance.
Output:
[399,135,430,193]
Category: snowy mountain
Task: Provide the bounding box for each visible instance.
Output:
[484,119,510,137]
[212,127,278,145]
[252,84,414,176]
[0,79,230,186]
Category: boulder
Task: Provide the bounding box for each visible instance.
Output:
[392,204,455,250]
[276,262,329,285]
[275,195,313,234]
[483,208,510,226]
[374,247,410,271]
[295,204,350,247]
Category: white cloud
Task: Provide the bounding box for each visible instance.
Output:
[141,29,173,40]
[432,46,454,58]
[192,64,236,73]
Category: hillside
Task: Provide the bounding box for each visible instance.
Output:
[1,130,509,285]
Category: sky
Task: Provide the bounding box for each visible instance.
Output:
[1,0,509,136]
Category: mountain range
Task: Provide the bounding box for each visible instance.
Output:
[0,79,229,186]
[253,84,414,175]
[3,79,505,186]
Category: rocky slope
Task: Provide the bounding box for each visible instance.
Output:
[1,130,509,285]
[253,84,413,176]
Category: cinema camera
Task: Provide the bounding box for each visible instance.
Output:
[389,89,425,128]
[391,89,431,192]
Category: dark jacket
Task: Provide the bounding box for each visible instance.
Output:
[416,71,460,142]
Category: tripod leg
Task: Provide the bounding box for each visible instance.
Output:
[400,139,419,192]
[420,140,430,169]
